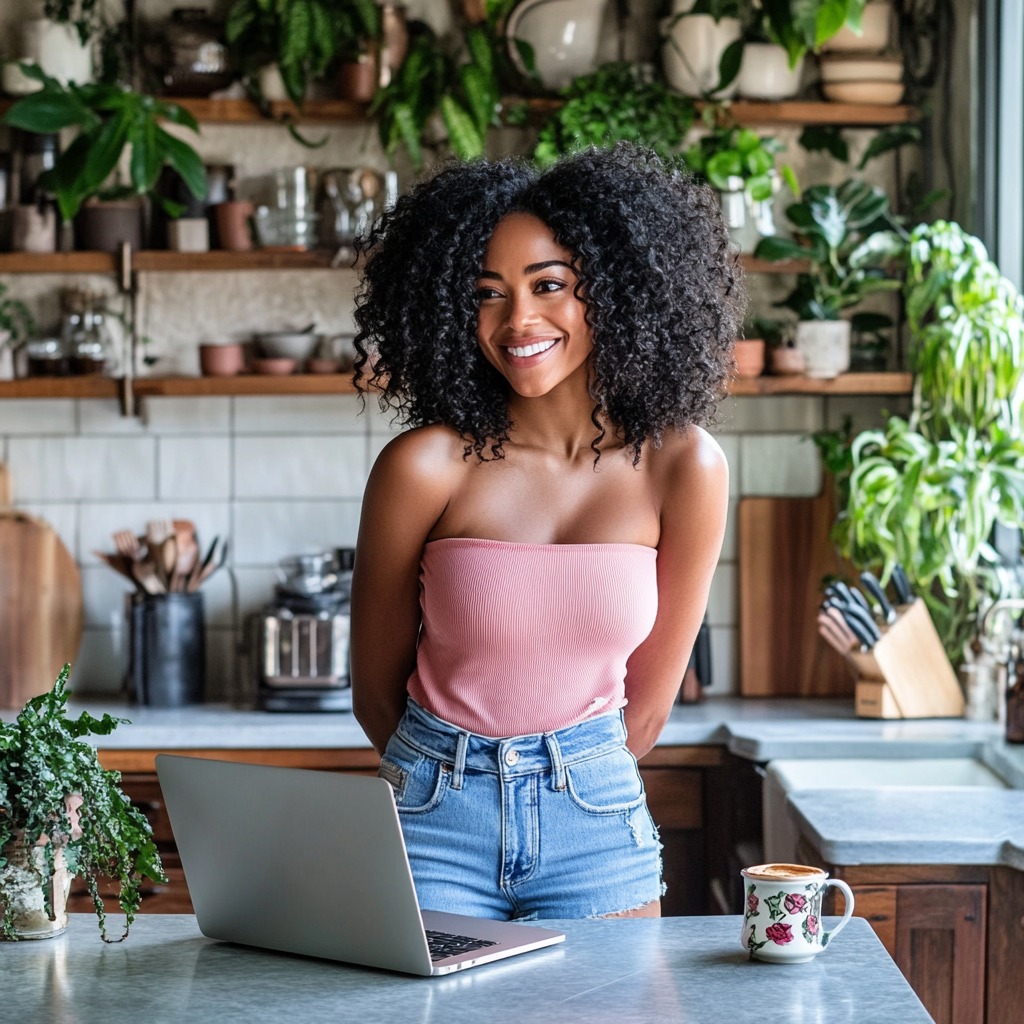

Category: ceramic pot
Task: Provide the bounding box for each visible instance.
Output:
[259,63,289,101]
[0,330,13,381]
[0,835,72,940]
[733,339,765,379]
[214,201,255,251]
[507,0,610,90]
[737,43,804,100]
[795,320,851,379]
[771,346,806,376]
[20,19,93,86]
[76,201,143,254]
[717,175,778,254]
[159,7,233,96]
[338,55,377,102]
[168,218,210,253]
[660,13,741,98]
[379,5,409,88]
[822,0,892,52]
[199,343,245,377]
[11,204,56,253]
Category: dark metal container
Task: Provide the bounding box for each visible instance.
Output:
[128,592,206,706]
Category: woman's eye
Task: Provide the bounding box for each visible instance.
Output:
[476,287,502,301]
[535,279,566,294]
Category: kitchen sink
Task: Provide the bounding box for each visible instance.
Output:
[763,758,1009,863]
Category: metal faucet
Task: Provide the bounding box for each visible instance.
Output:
[981,598,1024,646]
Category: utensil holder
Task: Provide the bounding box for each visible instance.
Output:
[128,592,205,706]
[847,599,964,719]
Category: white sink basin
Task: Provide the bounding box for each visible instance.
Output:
[763,758,1008,863]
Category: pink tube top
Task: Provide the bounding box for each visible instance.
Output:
[406,538,659,738]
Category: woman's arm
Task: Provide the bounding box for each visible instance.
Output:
[622,428,729,758]
[350,427,459,753]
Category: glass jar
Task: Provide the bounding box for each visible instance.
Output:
[24,337,71,377]
[62,290,118,376]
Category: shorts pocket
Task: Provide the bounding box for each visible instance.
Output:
[565,745,646,815]
[379,732,450,814]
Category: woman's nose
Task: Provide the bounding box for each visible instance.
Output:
[507,289,541,331]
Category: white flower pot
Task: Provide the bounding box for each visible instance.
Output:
[507,0,610,90]
[821,0,892,52]
[21,19,93,86]
[660,14,741,98]
[795,320,851,379]
[0,837,72,940]
[259,63,289,102]
[737,43,804,100]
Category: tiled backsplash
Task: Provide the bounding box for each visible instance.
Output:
[3,390,901,699]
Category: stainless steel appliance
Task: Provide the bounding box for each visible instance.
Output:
[252,549,353,712]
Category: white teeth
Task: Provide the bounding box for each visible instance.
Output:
[508,339,557,358]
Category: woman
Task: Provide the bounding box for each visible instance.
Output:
[351,145,741,920]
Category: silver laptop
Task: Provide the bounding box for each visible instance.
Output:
[155,754,565,976]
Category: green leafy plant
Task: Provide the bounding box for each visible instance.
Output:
[43,0,102,44]
[0,666,165,941]
[1,65,206,223]
[819,222,1024,659]
[683,117,786,202]
[0,284,36,346]
[755,179,903,319]
[533,63,695,168]
[226,0,380,108]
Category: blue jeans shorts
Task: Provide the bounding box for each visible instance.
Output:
[378,699,664,920]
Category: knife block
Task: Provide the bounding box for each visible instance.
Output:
[847,599,964,719]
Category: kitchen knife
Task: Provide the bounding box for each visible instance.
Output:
[891,563,913,605]
[836,607,876,649]
[859,571,897,624]
[847,585,875,620]
[823,598,880,646]
[822,606,861,650]
[817,612,856,654]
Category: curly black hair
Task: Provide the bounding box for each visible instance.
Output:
[353,144,743,462]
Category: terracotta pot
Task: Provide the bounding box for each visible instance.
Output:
[76,200,143,254]
[733,338,765,379]
[252,357,297,375]
[199,343,245,376]
[0,834,72,940]
[338,56,377,102]
[214,201,255,252]
[771,346,807,376]
[378,4,409,87]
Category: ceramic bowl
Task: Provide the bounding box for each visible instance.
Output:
[252,357,297,376]
[256,331,320,360]
[307,358,342,374]
[199,343,245,377]
[506,0,609,90]
[821,0,892,51]
[819,54,903,83]
[822,80,904,105]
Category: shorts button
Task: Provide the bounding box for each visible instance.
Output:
[504,749,520,766]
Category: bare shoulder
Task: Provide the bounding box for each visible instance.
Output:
[370,423,470,490]
[648,424,729,497]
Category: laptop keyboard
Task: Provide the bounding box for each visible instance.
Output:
[425,929,498,962]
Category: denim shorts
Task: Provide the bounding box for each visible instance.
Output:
[378,699,664,920]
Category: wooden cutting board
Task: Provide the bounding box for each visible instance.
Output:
[0,509,83,709]
[739,489,854,697]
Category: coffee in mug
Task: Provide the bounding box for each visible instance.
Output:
[740,863,855,963]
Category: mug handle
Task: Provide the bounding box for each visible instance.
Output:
[822,879,855,948]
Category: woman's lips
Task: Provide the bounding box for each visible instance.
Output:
[501,338,560,368]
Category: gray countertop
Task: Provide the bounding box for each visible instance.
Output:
[1,914,929,1024]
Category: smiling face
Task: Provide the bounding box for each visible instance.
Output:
[475,212,594,399]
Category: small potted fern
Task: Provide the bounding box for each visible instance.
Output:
[0,666,164,941]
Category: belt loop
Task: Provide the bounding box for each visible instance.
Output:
[544,733,567,791]
[451,731,469,790]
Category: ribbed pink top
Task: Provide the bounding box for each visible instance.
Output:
[406,538,659,738]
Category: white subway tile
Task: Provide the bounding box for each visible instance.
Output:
[232,566,279,619]
[233,436,366,499]
[740,434,822,497]
[715,396,824,434]
[369,405,409,436]
[81,565,136,628]
[705,625,738,696]
[0,398,76,434]
[720,499,737,561]
[8,436,155,500]
[79,502,231,566]
[233,395,365,434]
[15,503,78,560]
[70,628,124,695]
[143,396,231,434]
[198,569,235,627]
[78,399,146,435]
[823,394,910,434]
[159,436,231,500]
[706,563,736,627]
[233,500,361,565]
[716,434,740,498]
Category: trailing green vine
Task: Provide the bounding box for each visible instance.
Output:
[0,666,165,941]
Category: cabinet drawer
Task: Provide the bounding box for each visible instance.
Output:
[640,768,702,829]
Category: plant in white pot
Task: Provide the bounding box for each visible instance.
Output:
[661,0,743,99]
[754,179,903,377]
[0,283,36,382]
[0,666,165,941]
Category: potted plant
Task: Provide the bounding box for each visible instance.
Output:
[0,283,36,381]
[336,0,383,102]
[1,65,207,253]
[532,63,695,168]
[0,666,164,941]
[661,0,743,99]
[754,179,902,376]
[819,221,1024,663]
[683,116,792,253]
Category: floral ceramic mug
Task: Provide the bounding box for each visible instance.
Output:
[741,863,855,963]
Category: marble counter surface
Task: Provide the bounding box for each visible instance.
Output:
[18,696,1007,763]
[1,914,929,1024]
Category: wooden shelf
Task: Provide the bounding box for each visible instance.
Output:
[728,372,913,395]
[0,377,119,398]
[133,374,358,397]
[0,252,118,273]
[701,100,916,126]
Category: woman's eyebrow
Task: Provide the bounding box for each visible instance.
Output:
[524,260,572,273]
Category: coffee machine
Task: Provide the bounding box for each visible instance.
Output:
[252,549,354,712]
